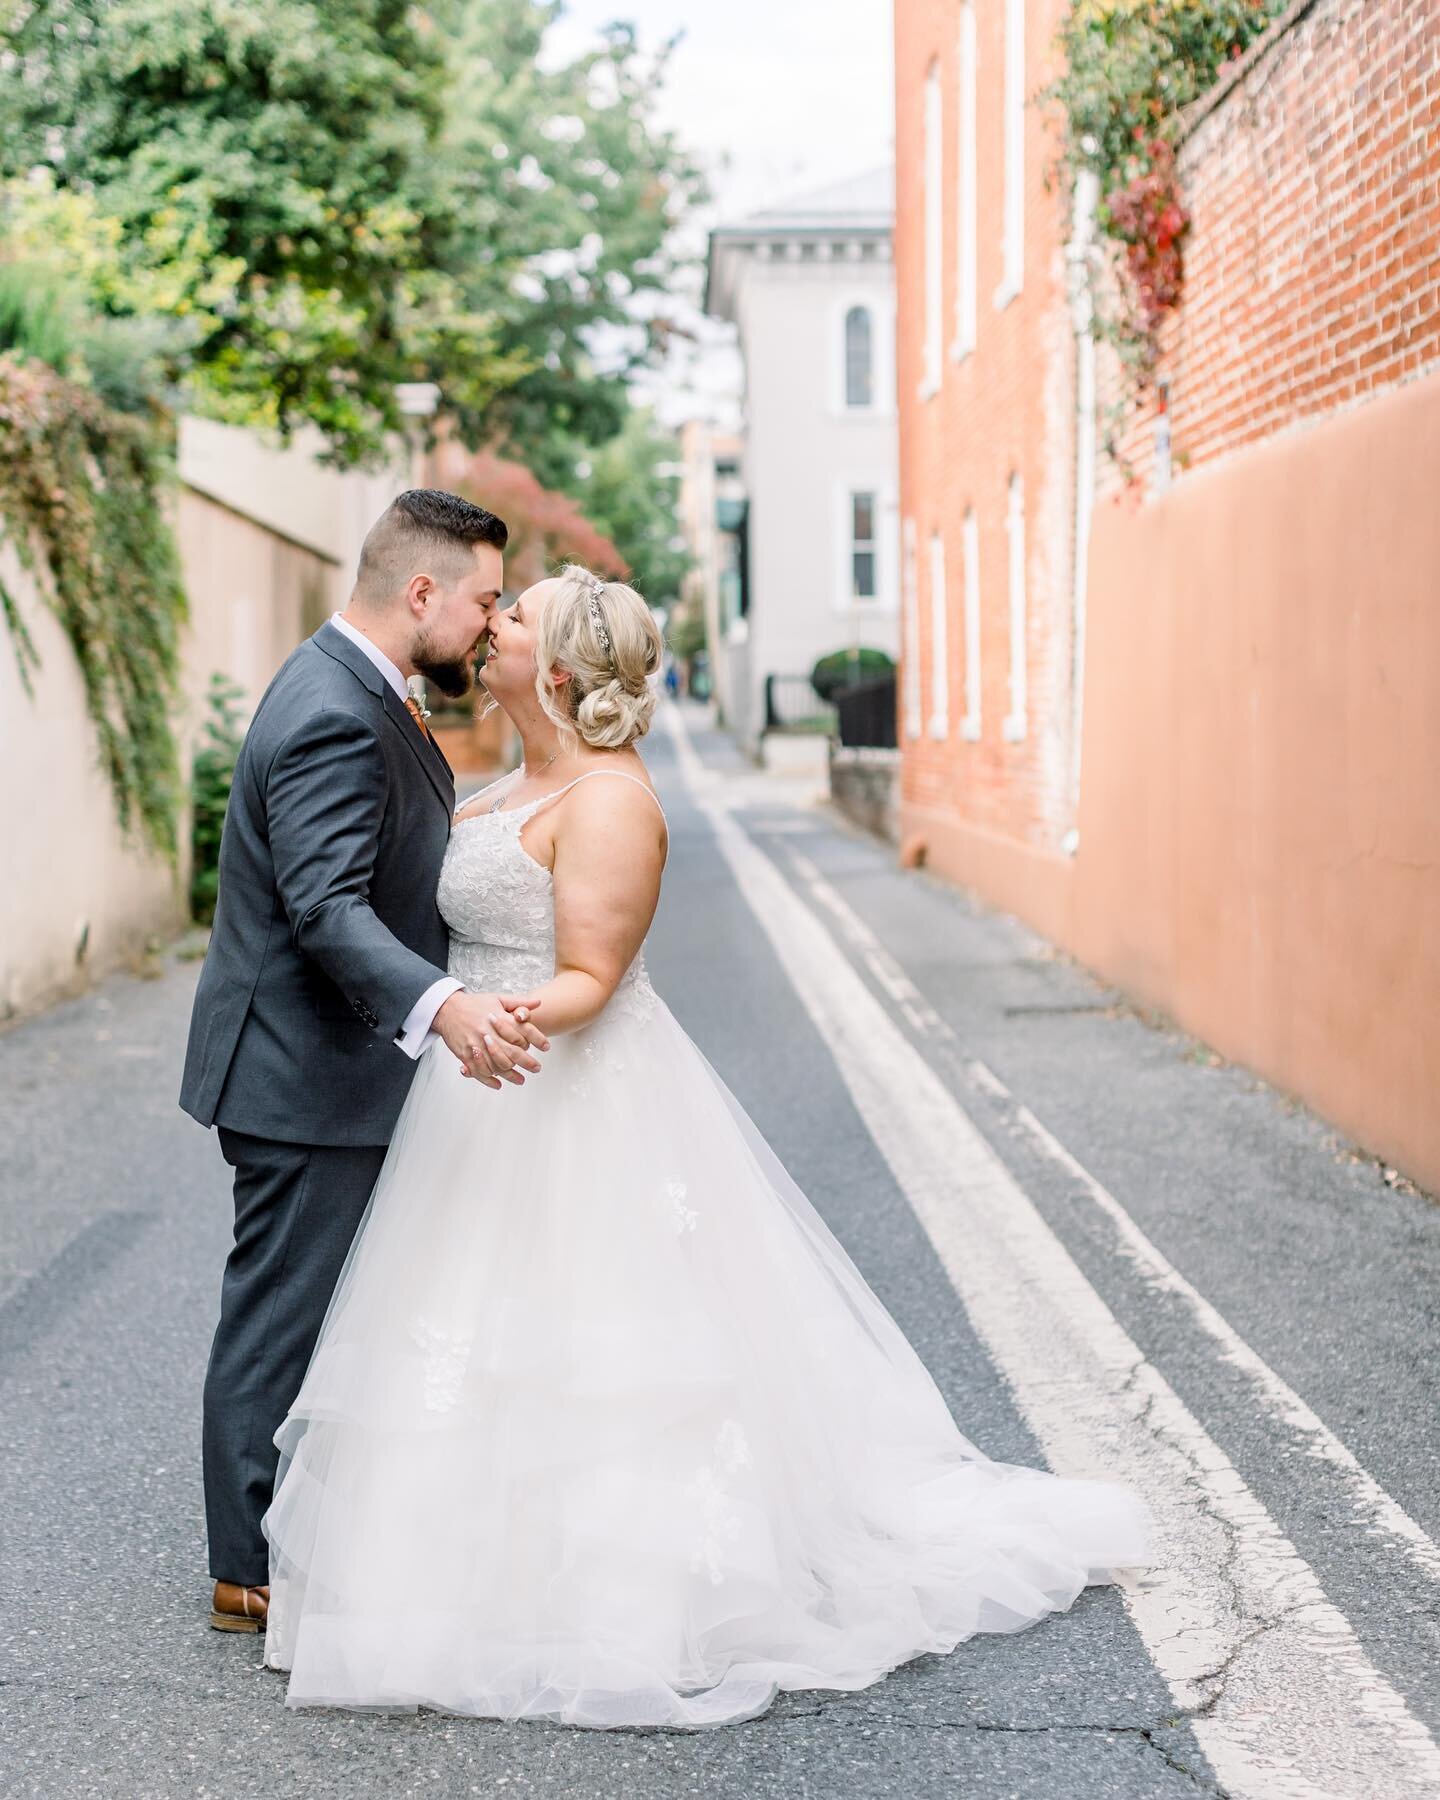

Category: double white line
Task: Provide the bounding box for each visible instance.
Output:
[664,705,1440,1800]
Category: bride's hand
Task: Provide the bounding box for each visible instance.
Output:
[434,991,546,1089]
[496,996,551,1054]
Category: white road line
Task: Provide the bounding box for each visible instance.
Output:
[775,835,1440,1594]
[664,705,1440,1800]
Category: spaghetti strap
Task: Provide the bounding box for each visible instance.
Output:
[531,769,667,826]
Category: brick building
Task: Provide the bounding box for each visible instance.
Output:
[893,0,1440,1190]
[1102,0,1440,492]
[894,0,1084,881]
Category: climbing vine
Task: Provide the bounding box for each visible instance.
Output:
[0,354,186,859]
[189,673,246,924]
[1047,0,1290,455]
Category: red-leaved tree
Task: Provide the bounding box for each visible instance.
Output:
[432,439,629,591]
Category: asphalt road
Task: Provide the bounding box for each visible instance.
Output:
[2,705,1436,1799]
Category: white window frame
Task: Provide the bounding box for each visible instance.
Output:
[928,530,948,739]
[952,3,978,361]
[842,302,875,411]
[961,506,981,741]
[995,0,1025,310]
[920,59,943,398]
[902,517,922,738]
[828,293,895,417]
[833,480,897,613]
[1003,474,1028,741]
[852,490,879,605]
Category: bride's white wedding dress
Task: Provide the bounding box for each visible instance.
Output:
[263,768,1152,1727]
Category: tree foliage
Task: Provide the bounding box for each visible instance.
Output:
[433,437,626,592]
[190,670,245,919]
[436,5,705,486]
[0,0,698,851]
[0,0,705,471]
[571,407,689,607]
[0,352,186,857]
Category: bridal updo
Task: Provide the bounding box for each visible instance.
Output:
[536,565,663,750]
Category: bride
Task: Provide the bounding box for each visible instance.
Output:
[262,565,1153,1727]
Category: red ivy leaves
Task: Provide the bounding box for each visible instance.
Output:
[1102,137,1190,334]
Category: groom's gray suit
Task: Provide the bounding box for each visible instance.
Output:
[181,620,456,1584]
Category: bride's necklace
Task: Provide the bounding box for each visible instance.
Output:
[485,745,567,814]
[486,748,565,815]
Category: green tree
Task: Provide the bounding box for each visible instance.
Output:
[432,440,626,592]
[0,0,705,471]
[571,407,689,606]
[0,0,474,463]
[433,3,705,486]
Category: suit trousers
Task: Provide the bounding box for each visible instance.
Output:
[203,1128,387,1585]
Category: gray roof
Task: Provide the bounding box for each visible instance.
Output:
[705,166,894,319]
[733,166,893,234]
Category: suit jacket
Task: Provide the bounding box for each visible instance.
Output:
[180,621,456,1146]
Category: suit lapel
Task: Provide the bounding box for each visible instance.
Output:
[427,728,454,784]
[313,622,456,818]
[380,685,457,815]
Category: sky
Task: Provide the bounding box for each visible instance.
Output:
[544,0,896,426]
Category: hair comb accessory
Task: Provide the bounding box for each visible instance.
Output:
[581,573,612,655]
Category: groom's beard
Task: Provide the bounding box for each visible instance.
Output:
[414,654,474,699]
[412,629,484,699]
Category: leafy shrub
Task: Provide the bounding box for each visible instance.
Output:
[810,647,895,703]
[0,261,84,373]
[190,674,246,923]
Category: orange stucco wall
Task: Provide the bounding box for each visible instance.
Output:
[1069,371,1440,1190]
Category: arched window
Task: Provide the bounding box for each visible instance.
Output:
[844,304,874,408]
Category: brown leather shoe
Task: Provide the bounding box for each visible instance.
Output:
[210,1580,269,1633]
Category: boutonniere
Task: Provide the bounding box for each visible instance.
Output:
[404,679,433,741]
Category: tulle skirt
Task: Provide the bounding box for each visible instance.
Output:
[263,986,1153,1726]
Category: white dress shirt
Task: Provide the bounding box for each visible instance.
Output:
[328,612,461,1058]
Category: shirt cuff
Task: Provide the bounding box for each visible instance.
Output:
[395,977,463,1059]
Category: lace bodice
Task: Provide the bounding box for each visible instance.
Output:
[436,772,662,1024]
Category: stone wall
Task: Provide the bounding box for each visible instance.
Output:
[829,746,901,844]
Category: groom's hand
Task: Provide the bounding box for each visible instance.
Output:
[434,991,547,1089]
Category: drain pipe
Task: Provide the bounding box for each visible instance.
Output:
[1064,167,1100,854]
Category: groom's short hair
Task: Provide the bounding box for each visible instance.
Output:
[354,489,508,603]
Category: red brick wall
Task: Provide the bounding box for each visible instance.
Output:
[1105,0,1440,492]
[894,0,1082,856]
[892,0,1440,1185]
[897,0,1440,857]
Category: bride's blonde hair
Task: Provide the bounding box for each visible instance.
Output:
[536,565,663,750]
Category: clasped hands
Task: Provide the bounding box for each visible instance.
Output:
[433,990,551,1090]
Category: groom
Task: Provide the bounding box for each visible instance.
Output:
[180,488,548,1632]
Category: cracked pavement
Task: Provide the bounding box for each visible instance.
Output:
[2,714,1437,1798]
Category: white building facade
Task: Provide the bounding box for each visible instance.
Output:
[705,169,899,752]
